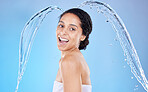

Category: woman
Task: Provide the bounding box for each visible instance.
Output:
[53,8,92,92]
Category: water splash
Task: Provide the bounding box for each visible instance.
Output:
[78,1,148,91]
[15,6,62,92]
[15,0,148,92]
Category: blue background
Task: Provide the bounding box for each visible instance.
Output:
[0,0,148,92]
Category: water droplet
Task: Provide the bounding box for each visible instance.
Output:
[114,38,118,41]
[124,52,126,56]
[131,76,134,79]
[135,85,138,87]
[97,10,99,13]
[106,20,109,22]
[133,85,139,91]
[134,88,138,91]
[127,61,130,65]
[134,85,139,91]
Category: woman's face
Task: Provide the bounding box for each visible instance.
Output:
[56,13,85,51]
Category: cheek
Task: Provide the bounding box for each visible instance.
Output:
[56,30,58,35]
[72,33,81,43]
[56,30,59,39]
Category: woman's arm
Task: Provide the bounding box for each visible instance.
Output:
[60,55,82,92]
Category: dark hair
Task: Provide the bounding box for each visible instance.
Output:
[59,8,92,50]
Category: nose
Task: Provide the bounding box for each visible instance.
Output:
[59,28,67,35]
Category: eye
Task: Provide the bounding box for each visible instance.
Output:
[69,27,76,31]
[58,24,64,28]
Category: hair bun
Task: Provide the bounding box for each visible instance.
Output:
[79,36,89,50]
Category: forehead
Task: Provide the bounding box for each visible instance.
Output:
[59,13,81,25]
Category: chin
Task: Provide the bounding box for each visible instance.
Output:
[57,45,68,51]
[57,45,76,52]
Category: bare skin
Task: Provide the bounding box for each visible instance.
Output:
[55,13,91,92]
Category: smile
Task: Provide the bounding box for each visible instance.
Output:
[58,35,69,45]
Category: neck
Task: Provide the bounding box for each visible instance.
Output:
[61,47,78,58]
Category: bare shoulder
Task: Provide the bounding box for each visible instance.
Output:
[60,54,81,72]
[60,54,82,91]
[59,51,91,85]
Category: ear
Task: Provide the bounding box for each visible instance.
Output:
[80,35,86,41]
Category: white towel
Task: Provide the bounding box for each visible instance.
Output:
[52,81,92,92]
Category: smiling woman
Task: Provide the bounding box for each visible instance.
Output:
[53,8,92,92]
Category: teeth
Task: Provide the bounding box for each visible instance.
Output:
[58,35,69,42]
[60,37,69,41]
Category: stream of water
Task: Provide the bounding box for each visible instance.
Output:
[15,1,148,92]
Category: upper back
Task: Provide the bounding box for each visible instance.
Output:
[57,50,91,85]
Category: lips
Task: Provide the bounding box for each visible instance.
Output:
[58,35,69,45]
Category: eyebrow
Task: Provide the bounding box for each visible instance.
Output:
[59,21,64,24]
[70,24,78,28]
[59,21,78,28]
